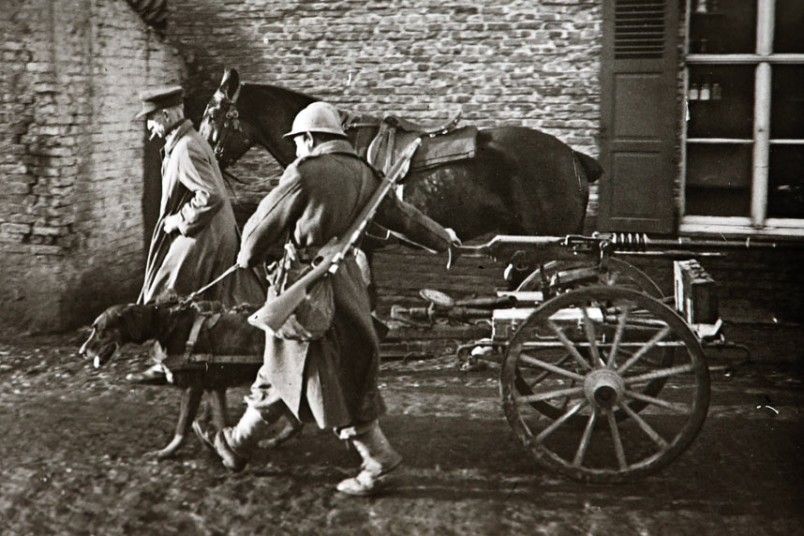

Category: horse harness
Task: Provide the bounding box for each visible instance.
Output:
[210,86,252,166]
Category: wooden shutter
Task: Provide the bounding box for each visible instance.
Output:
[598,0,679,234]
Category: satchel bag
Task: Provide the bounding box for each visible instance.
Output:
[267,244,335,341]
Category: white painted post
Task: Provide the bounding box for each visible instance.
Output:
[751,0,774,227]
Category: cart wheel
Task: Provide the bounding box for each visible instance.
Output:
[501,286,709,483]
[514,258,671,420]
[516,257,663,298]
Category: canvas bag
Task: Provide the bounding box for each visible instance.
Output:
[266,242,335,341]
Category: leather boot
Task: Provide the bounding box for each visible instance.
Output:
[194,407,269,472]
[336,422,402,496]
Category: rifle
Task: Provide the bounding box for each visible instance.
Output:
[248,139,422,334]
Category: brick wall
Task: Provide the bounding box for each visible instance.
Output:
[0,0,184,331]
[168,0,603,202]
[622,249,804,364]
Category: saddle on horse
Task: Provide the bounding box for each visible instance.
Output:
[343,111,478,177]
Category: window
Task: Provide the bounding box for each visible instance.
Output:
[682,0,804,236]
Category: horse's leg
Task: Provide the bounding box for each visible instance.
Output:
[147,385,204,460]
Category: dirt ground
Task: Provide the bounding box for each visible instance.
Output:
[0,332,802,535]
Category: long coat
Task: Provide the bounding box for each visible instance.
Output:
[139,120,265,306]
[240,139,452,429]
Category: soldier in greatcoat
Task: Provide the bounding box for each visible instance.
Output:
[128,86,266,384]
[196,102,460,496]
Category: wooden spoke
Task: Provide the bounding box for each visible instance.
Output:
[519,354,586,382]
[580,307,604,367]
[623,389,690,413]
[607,304,632,369]
[502,285,710,483]
[546,319,593,371]
[616,326,671,375]
[559,381,576,410]
[606,409,628,470]
[624,363,696,385]
[535,400,587,443]
[524,353,572,388]
[573,410,598,467]
[516,386,584,405]
[618,403,669,449]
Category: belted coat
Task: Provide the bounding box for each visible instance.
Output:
[139,120,265,306]
[240,139,452,429]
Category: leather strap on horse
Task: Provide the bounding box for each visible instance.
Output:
[212,83,252,165]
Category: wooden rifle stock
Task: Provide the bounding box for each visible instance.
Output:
[248,138,422,334]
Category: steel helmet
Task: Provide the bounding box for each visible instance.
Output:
[284,101,347,139]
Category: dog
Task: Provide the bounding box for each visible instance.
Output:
[79,298,301,459]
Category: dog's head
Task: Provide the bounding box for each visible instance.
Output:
[79,304,156,368]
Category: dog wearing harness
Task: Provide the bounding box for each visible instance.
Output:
[79,298,301,459]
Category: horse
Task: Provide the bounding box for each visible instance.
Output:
[198,68,602,242]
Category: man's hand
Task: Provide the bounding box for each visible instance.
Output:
[162,214,181,234]
[236,248,252,269]
[444,228,462,270]
[445,227,462,247]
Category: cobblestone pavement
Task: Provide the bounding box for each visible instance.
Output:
[0,334,801,535]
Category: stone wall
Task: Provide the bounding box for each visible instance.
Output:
[0,0,184,331]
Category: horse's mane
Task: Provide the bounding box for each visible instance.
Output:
[239,83,320,114]
[241,82,319,103]
[232,83,319,166]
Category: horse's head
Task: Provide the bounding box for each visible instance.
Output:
[79,304,157,368]
[199,68,255,169]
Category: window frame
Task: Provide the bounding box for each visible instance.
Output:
[680,0,804,237]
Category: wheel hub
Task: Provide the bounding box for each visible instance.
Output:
[584,368,625,409]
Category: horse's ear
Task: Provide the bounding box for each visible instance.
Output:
[219,68,240,99]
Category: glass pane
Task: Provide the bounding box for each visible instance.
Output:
[775,0,804,53]
[768,145,804,219]
[687,65,754,139]
[771,66,804,139]
[689,0,756,54]
[685,143,752,216]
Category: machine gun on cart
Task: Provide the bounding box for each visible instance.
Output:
[390,232,792,484]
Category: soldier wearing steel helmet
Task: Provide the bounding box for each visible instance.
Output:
[195,101,460,496]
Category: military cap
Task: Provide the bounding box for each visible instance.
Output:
[134,85,184,120]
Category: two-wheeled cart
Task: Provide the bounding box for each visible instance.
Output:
[393,233,779,483]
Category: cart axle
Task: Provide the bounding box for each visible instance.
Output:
[584,368,625,409]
